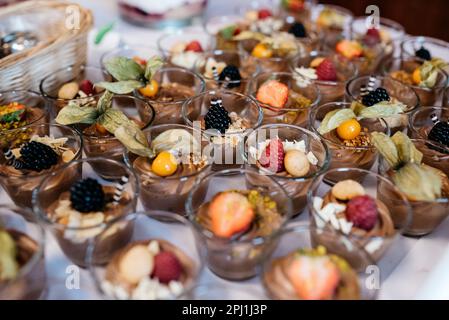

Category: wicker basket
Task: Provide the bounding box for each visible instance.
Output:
[0,1,93,91]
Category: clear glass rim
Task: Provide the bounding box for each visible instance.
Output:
[39,65,109,102]
[185,167,294,245]
[307,167,413,236]
[351,16,405,39]
[156,30,214,56]
[243,123,331,182]
[123,123,213,181]
[309,101,391,151]
[32,156,140,231]
[401,36,449,57]
[0,204,45,289]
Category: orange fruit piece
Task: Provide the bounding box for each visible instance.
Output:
[209,192,255,238]
[139,79,159,98]
[336,40,363,59]
[412,68,422,85]
[151,151,178,177]
[95,123,108,134]
[287,255,340,300]
[337,119,361,140]
[256,80,289,108]
[251,43,273,58]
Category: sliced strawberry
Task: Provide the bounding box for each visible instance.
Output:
[336,40,363,59]
[316,59,337,81]
[258,9,272,20]
[256,80,289,109]
[185,40,203,52]
[287,255,340,300]
[79,80,94,95]
[151,251,183,284]
[259,138,285,173]
[209,192,255,238]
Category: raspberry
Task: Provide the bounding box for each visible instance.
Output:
[258,9,272,20]
[363,28,381,46]
[345,195,378,231]
[151,251,183,284]
[316,59,337,81]
[80,80,94,96]
[362,87,390,107]
[185,40,203,53]
[259,138,285,173]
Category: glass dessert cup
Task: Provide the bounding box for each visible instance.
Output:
[117,0,207,29]
[308,168,412,263]
[382,57,448,107]
[261,222,378,300]
[0,90,49,132]
[81,95,155,179]
[248,72,320,127]
[39,65,112,117]
[123,124,213,216]
[135,67,205,125]
[186,168,293,281]
[310,4,353,49]
[100,46,163,73]
[203,14,246,51]
[279,0,316,25]
[244,124,330,216]
[309,102,389,184]
[33,157,139,267]
[194,49,259,94]
[346,75,420,134]
[378,149,449,237]
[401,36,449,75]
[410,107,449,144]
[0,123,82,210]
[182,90,263,170]
[290,51,358,105]
[157,30,214,70]
[0,205,46,300]
[87,211,204,300]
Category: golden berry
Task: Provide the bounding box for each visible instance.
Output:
[151,151,178,177]
[337,119,361,140]
[251,43,273,58]
[139,79,159,98]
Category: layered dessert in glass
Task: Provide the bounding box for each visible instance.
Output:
[382,57,447,106]
[182,90,263,170]
[87,211,203,300]
[373,132,449,236]
[346,75,420,134]
[33,158,139,267]
[39,65,112,117]
[308,168,412,262]
[291,51,358,105]
[245,124,330,216]
[309,102,389,184]
[0,123,82,209]
[0,205,46,300]
[279,0,317,24]
[262,223,377,300]
[0,91,49,132]
[124,124,212,216]
[186,168,293,280]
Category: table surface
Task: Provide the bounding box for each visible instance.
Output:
[4,0,448,300]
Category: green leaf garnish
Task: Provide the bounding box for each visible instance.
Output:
[104,56,144,82]
[371,132,400,168]
[144,56,164,81]
[96,80,143,94]
[358,102,406,119]
[55,102,98,125]
[94,22,115,45]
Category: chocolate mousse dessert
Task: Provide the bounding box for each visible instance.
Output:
[372,132,449,236]
[314,6,352,48]
[44,177,133,266]
[0,133,79,209]
[0,227,45,300]
[99,239,195,300]
[194,189,284,280]
[312,179,395,261]
[263,246,360,300]
[126,126,211,215]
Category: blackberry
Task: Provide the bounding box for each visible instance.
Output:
[218,65,242,89]
[428,121,449,150]
[19,141,58,172]
[204,98,231,134]
[362,87,390,107]
[70,178,105,213]
[415,46,432,61]
[288,22,307,38]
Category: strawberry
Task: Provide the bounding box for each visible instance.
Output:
[363,27,381,46]
[209,192,255,238]
[185,40,203,52]
[256,80,289,109]
[79,80,94,96]
[345,195,378,231]
[259,138,285,173]
[282,0,305,12]
[151,251,183,284]
[287,255,340,300]
[258,9,272,20]
[336,40,363,59]
[316,59,337,81]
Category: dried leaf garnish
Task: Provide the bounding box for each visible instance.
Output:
[0,229,19,281]
[371,132,400,168]
[318,109,357,135]
[103,56,144,81]
[391,131,423,165]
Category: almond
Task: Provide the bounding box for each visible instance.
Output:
[284,150,310,177]
[119,245,154,285]
[331,180,365,201]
